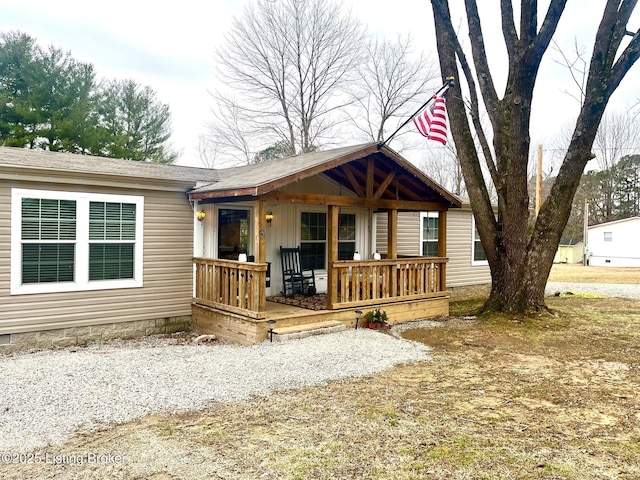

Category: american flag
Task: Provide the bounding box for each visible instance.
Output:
[413,94,448,145]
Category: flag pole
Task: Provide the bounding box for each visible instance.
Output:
[379,76,455,148]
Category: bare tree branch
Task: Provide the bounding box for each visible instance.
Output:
[206,0,366,161]
[552,39,588,105]
[349,35,438,144]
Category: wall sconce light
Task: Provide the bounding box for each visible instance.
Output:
[265,211,274,225]
[196,210,206,222]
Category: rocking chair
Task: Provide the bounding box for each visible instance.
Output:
[280,246,316,296]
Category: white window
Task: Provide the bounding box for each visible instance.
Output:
[300,211,326,270]
[11,189,144,295]
[604,231,612,242]
[420,212,439,256]
[338,213,356,260]
[299,211,357,268]
[472,218,488,265]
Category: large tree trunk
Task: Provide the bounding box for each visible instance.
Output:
[431,0,640,313]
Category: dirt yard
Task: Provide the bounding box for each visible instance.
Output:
[3,274,640,479]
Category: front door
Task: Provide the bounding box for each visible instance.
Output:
[217,209,250,260]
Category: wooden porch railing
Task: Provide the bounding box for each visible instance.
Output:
[193,257,267,319]
[329,257,448,309]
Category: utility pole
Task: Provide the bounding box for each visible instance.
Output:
[583,199,589,266]
[536,144,543,216]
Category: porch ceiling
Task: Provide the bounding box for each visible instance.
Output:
[322,150,449,205]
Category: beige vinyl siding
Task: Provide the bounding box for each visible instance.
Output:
[446,208,491,287]
[0,184,10,293]
[0,179,194,335]
[375,208,491,287]
[375,211,422,257]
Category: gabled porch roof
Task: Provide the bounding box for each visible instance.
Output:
[188,143,461,210]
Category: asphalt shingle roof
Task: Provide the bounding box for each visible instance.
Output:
[189,144,371,194]
[0,147,220,183]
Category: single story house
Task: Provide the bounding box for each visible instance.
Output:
[586,216,640,267]
[1,143,461,350]
[374,198,492,288]
[553,238,584,264]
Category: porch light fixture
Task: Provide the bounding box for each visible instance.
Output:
[265,211,274,225]
[196,210,206,222]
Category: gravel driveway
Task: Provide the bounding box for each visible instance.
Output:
[0,329,431,452]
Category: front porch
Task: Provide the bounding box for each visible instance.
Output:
[192,256,450,345]
[188,144,460,344]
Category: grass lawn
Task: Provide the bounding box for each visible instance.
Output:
[3,292,640,479]
[549,263,640,284]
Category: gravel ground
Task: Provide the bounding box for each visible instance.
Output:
[546,281,640,300]
[0,329,430,452]
[2,282,636,455]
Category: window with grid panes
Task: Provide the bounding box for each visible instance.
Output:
[338,213,356,260]
[473,223,488,263]
[421,213,439,256]
[300,212,326,270]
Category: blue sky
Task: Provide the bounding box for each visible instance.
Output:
[0,1,638,167]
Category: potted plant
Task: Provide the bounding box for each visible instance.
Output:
[364,309,388,330]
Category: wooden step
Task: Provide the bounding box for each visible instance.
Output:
[271,320,346,342]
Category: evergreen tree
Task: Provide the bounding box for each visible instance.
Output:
[98,79,177,163]
[612,155,640,218]
[0,31,46,148]
[0,31,177,163]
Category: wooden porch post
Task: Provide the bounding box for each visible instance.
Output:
[388,208,398,296]
[387,208,397,259]
[327,204,339,309]
[254,200,267,263]
[254,199,267,311]
[438,209,447,290]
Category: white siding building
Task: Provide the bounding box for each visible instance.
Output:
[587,216,640,267]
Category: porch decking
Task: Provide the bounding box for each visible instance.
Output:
[192,257,450,345]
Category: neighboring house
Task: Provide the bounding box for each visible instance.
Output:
[374,199,492,288]
[2,143,461,350]
[587,216,640,267]
[553,238,584,264]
